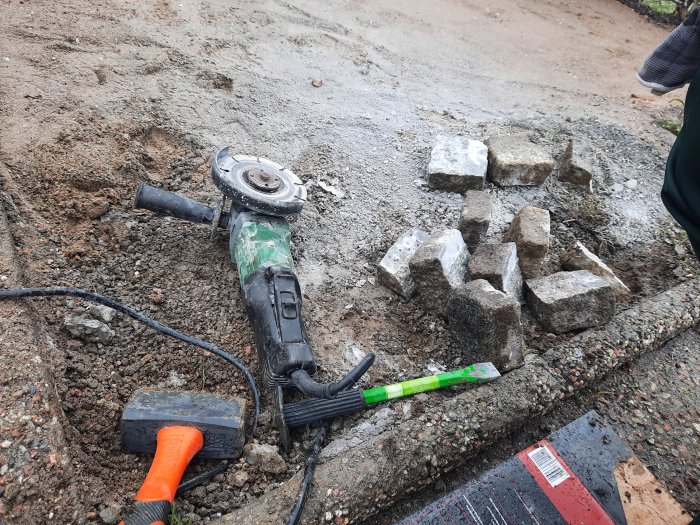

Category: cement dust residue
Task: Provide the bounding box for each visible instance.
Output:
[0,0,695,523]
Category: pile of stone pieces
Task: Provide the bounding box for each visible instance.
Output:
[423,134,594,193]
[378,134,629,374]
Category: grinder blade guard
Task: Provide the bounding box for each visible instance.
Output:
[211,149,307,216]
[133,147,374,404]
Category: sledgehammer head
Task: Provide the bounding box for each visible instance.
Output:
[121,390,246,459]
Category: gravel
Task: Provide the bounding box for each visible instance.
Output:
[0,0,696,523]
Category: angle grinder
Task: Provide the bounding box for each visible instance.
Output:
[133,148,374,447]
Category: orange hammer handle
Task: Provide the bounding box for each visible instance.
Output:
[120,426,204,525]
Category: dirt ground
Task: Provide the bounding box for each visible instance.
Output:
[0,0,698,523]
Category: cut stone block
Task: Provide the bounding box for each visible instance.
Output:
[524,270,615,334]
[446,279,524,373]
[378,228,429,298]
[457,190,492,252]
[408,229,470,314]
[486,134,555,186]
[427,136,487,193]
[504,205,550,279]
[558,139,593,192]
[468,242,523,303]
[561,241,630,298]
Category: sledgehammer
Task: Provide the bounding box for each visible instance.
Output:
[119,390,246,525]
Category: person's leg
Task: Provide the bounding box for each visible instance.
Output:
[687,232,700,260]
[662,67,700,251]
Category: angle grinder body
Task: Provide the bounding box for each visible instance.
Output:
[231,212,316,387]
[134,149,317,390]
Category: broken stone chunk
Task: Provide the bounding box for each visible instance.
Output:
[378,228,429,298]
[447,279,524,373]
[87,304,116,323]
[558,139,593,191]
[64,313,115,343]
[468,242,523,303]
[98,506,121,525]
[408,229,469,314]
[458,190,492,252]
[427,136,487,193]
[243,443,286,474]
[486,134,555,186]
[524,270,614,334]
[561,241,630,298]
[231,470,250,488]
[504,205,550,279]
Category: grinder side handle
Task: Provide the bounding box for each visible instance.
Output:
[120,426,203,525]
[134,183,220,226]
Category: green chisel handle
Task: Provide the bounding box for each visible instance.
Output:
[362,362,499,404]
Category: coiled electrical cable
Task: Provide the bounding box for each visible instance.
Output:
[0,287,260,492]
[0,286,335,521]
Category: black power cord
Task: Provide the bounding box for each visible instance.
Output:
[286,421,329,525]
[177,461,231,495]
[290,354,374,399]
[0,287,260,492]
[285,357,376,524]
[0,286,330,522]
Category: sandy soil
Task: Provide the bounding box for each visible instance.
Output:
[0,0,697,523]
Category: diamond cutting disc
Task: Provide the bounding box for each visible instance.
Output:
[211,148,306,216]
